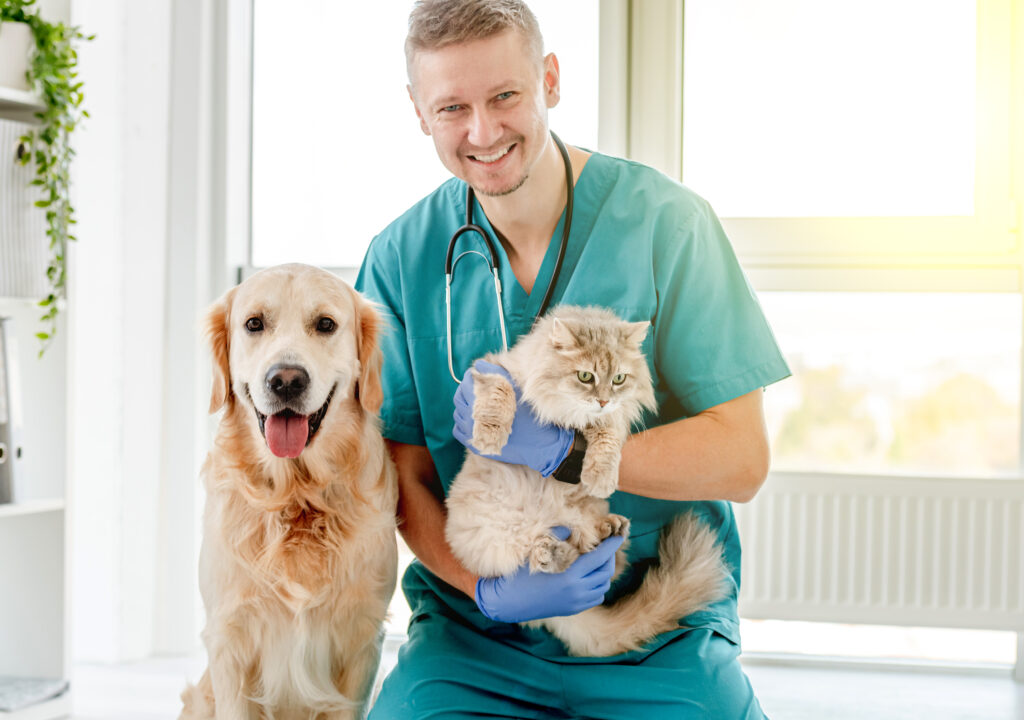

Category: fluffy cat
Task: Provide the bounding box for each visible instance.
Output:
[445,305,730,657]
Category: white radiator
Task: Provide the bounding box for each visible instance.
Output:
[0,118,47,299]
[735,471,1024,631]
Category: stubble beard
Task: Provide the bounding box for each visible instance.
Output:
[473,172,530,198]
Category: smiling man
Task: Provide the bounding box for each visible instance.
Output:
[355,1,790,718]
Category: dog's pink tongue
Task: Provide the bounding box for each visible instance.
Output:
[265,413,309,458]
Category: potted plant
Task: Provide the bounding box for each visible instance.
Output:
[0,11,32,92]
[0,0,91,355]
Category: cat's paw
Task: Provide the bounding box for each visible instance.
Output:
[470,370,517,455]
[580,466,618,499]
[598,513,630,540]
[529,533,579,574]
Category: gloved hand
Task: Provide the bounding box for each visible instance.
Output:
[475,529,624,623]
[452,360,574,477]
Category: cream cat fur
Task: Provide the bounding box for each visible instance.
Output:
[445,305,731,657]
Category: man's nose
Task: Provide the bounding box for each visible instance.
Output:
[467,108,503,149]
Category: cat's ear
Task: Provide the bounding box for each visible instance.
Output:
[625,321,650,347]
[550,318,580,351]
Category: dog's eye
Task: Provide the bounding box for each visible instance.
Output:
[316,317,336,334]
[246,317,264,332]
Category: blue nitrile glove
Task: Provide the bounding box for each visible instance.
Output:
[452,360,574,477]
[474,529,625,623]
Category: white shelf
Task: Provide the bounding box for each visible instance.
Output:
[0,60,67,720]
[0,297,38,307]
[0,499,64,519]
[0,692,71,720]
[0,86,44,124]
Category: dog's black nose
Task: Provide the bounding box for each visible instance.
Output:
[265,364,310,401]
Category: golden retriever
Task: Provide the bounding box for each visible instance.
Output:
[180,264,398,720]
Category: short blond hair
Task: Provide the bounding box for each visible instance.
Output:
[405,0,544,82]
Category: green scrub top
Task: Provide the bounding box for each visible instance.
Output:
[356,151,790,663]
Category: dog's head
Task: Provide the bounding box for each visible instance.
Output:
[204,263,382,459]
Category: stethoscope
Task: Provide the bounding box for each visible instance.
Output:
[444,131,575,383]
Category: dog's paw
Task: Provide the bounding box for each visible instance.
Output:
[529,533,579,574]
[598,513,630,540]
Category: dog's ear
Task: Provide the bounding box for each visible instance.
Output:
[353,291,383,415]
[204,287,236,414]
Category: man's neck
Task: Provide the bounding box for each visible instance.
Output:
[476,138,571,259]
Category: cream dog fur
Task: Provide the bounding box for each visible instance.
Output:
[179,264,397,720]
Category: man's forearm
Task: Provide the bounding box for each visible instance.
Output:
[388,440,479,599]
[617,389,770,503]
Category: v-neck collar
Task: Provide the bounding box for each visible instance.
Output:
[465,152,607,337]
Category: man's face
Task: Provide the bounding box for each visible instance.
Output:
[408,30,560,197]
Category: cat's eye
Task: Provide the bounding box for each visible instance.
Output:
[612,373,627,385]
[245,317,264,332]
[577,370,594,383]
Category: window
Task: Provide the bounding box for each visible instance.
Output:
[678,0,1023,482]
[251,0,599,269]
[760,291,1021,477]
[682,0,1016,260]
[675,0,1023,664]
[683,0,977,219]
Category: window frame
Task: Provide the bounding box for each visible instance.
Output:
[632,0,1022,290]
[631,0,1024,480]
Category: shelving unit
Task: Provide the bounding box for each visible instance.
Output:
[0,498,64,519]
[0,87,43,125]
[0,84,70,719]
[0,697,71,720]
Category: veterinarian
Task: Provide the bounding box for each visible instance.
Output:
[356,1,790,717]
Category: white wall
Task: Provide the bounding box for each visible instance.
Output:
[67,0,242,662]
[68,0,173,662]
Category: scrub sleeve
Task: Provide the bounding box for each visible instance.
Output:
[356,152,789,719]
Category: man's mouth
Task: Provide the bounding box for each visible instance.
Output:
[469,143,515,164]
[251,386,335,458]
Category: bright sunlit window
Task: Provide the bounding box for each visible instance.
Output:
[761,292,1021,477]
[682,0,976,218]
[251,0,599,268]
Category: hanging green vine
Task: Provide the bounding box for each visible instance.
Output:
[1,0,92,355]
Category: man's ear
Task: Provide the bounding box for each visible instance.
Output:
[543,52,560,109]
[204,287,237,414]
[408,84,431,136]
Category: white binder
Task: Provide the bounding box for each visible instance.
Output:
[0,315,23,503]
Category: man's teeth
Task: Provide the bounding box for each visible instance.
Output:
[473,145,512,163]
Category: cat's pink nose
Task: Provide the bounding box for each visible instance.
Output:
[598,400,608,407]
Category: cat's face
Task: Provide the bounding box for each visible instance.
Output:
[539,315,654,426]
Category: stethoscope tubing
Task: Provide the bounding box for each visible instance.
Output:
[445,131,574,383]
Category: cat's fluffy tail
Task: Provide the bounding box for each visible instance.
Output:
[540,512,730,657]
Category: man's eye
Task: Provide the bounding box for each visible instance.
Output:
[316,317,336,333]
[441,104,461,113]
[496,91,514,101]
[245,317,263,332]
